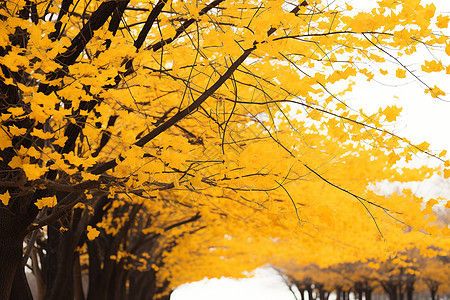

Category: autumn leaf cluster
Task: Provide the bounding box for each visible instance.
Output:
[0,0,449,298]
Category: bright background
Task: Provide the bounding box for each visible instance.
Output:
[172,267,297,300]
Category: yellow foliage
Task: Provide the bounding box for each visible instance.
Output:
[86,225,100,240]
[0,0,449,296]
[396,69,407,78]
[35,196,57,209]
[0,191,10,206]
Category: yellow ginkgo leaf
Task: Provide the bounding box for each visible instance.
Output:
[396,68,406,78]
[421,60,444,73]
[416,141,430,152]
[436,15,450,28]
[444,168,450,179]
[8,106,24,116]
[8,156,22,169]
[22,163,47,181]
[0,129,12,151]
[0,191,10,206]
[87,225,100,240]
[35,196,57,209]
[446,42,450,56]
[425,85,446,98]
[32,128,54,139]
[382,105,402,122]
[8,125,27,136]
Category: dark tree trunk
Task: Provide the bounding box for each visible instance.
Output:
[0,234,21,300]
[73,255,85,300]
[86,238,103,300]
[0,209,30,300]
[398,282,404,300]
[135,270,157,300]
[381,281,398,300]
[335,286,342,300]
[405,276,414,300]
[47,226,75,300]
[296,288,306,300]
[424,279,440,300]
[316,283,329,300]
[307,286,314,300]
[111,264,127,300]
[344,291,351,300]
[293,281,307,300]
[31,247,46,300]
[355,282,364,300]
[45,225,59,297]
[365,288,373,300]
[342,291,347,300]
[9,263,33,300]
[389,288,397,300]
[430,287,437,300]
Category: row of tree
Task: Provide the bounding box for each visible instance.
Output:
[1,0,449,299]
[278,248,449,300]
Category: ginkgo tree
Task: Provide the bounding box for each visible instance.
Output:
[271,245,450,300]
[1,0,450,299]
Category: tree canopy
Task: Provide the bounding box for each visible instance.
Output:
[0,0,449,299]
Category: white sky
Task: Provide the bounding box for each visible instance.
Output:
[171,267,299,300]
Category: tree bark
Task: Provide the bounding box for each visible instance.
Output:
[307,286,314,300]
[430,287,437,300]
[365,288,373,300]
[355,282,364,300]
[381,281,398,300]
[47,226,75,300]
[9,262,33,300]
[405,276,414,300]
[73,255,85,300]
[335,286,342,300]
[0,209,29,300]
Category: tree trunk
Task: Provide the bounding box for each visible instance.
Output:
[307,286,314,300]
[73,255,85,300]
[46,225,75,300]
[111,264,127,300]
[365,288,373,300]
[9,263,33,300]
[335,287,342,300]
[0,237,21,300]
[430,288,437,300]
[0,209,29,300]
[355,282,364,300]
[426,280,440,300]
[316,284,329,300]
[381,281,397,300]
[398,282,404,300]
[297,288,306,300]
[405,277,414,300]
[31,247,46,300]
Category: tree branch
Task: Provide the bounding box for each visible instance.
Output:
[91,45,255,175]
[135,45,255,147]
